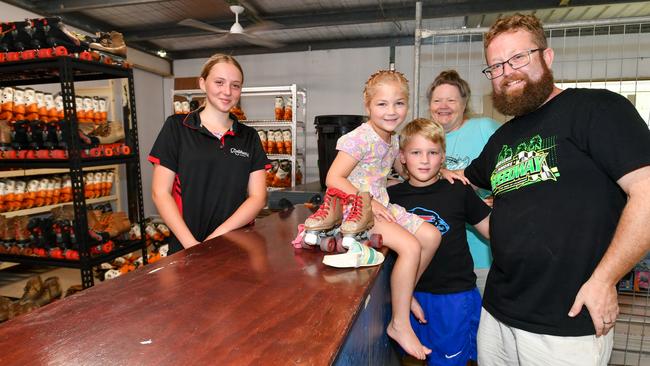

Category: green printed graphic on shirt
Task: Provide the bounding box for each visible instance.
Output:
[490,135,560,196]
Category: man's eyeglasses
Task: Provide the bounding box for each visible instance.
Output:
[482,48,545,80]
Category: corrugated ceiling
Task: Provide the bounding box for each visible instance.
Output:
[2,0,650,59]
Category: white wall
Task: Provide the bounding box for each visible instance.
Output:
[175,47,398,183]
[132,70,172,216]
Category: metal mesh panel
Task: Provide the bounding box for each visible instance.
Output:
[416,18,650,366]
[417,20,650,129]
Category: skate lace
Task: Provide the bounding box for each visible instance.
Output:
[346,194,363,222]
[309,194,332,219]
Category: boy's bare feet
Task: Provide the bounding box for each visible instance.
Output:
[387,320,431,360]
[411,297,427,323]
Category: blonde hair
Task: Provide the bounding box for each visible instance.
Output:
[199,53,244,83]
[484,13,547,50]
[363,69,409,106]
[399,118,446,152]
[426,69,471,118]
[399,118,446,178]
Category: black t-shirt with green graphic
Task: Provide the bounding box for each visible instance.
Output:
[465,88,650,337]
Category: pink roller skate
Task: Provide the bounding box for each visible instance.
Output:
[301,187,348,252]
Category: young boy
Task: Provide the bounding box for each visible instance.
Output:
[387,118,490,366]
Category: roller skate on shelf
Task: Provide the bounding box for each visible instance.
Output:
[340,191,382,250]
[299,187,348,253]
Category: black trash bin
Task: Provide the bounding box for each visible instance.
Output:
[314,115,366,189]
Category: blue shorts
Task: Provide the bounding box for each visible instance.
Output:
[410,288,481,366]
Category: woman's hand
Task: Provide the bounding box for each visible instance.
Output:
[440,168,470,185]
[371,199,395,222]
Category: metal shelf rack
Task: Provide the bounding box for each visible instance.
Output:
[0,57,147,288]
[174,84,307,188]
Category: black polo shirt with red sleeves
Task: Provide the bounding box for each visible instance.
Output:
[148,108,269,254]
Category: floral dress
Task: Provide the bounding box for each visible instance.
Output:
[336,122,424,234]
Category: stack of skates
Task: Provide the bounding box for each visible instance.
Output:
[0,275,62,323]
[266,159,302,188]
[0,170,113,213]
[95,219,170,281]
[0,85,130,159]
[294,188,384,268]
[259,129,292,155]
[0,203,131,260]
[0,17,128,66]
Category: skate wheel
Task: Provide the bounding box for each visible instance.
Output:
[0,53,5,63]
[36,150,49,159]
[320,237,337,252]
[90,147,102,157]
[121,145,131,155]
[65,249,79,260]
[369,234,383,249]
[33,248,46,257]
[17,150,28,159]
[103,146,114,156]
[79,51,92,61]
[38,48,53,58]
[304,232,318,245]
[341,236,355,249]
[22,247,34,256]
[21,50,36,60]
[4,150,16,159]
[51,149,66,159]
[54,46,68,56]
[7,52,20,62]
[335,235,346,253]
[102,241,114,253]
[300,240,312,250]
[50,248,63,258]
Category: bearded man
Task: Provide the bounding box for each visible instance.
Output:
[459,13,650,365]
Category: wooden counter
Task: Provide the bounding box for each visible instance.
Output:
[0,205,398,365]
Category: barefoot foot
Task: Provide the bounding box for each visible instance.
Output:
[411,297,426,324]
[387,320,431,360]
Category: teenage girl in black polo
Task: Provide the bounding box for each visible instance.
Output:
[149,54,269,254]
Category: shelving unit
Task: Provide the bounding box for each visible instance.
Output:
[0,165,120,218]
[174,84,307,188]
[0,57,147,288]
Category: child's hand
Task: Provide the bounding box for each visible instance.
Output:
[440,168,469,185]
[371,199,395,222]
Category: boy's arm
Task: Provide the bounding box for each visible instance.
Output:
[473,214,490,240]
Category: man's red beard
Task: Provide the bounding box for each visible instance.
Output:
[491,60,555,117]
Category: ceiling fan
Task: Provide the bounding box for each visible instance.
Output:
[178,5,283,48]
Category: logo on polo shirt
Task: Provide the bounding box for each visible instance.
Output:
[230,148,250,158]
